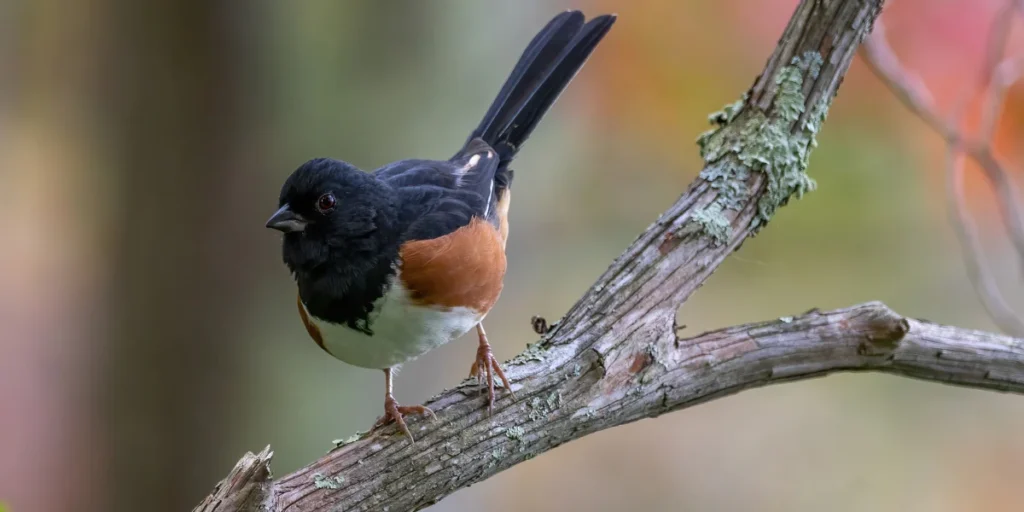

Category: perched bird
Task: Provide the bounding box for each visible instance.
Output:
[266,10,615,441]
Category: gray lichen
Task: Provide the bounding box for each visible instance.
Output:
[444,443,462,457]
[312,472,345,490]
[573,407,597,422]
[504,425,530,453]
[700,162,750,211]
[489,446,506,466]
[509,341,548,365]
[695,51,829,230]
[527,391,562,421]
[505,425,525,441]
[528,397,545,421]
[705,93,746,127]
[681,202,731,246]
[570,363,582,378]
[331,431,367,449]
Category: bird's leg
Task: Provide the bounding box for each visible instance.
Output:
[372,368,434,442]
[468,323,515,413]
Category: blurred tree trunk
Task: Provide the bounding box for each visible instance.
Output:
[96,1,267,510]
[0,2,107,511]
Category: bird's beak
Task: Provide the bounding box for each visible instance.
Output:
[265,204,307,233]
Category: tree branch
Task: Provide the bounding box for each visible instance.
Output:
[193,1,1024,510]
[201,302,1024,512]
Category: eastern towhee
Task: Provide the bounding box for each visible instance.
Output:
[266,10,615,441]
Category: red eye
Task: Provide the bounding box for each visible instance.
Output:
[316,193,336,213]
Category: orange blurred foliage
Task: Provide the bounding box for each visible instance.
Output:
[587,0,1024,206]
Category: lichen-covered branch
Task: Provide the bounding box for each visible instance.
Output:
[195,1,895,510]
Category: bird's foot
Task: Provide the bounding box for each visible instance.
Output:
[469,339,515,413]
[373,394,434,442]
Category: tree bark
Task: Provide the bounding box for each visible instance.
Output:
[197,302,1024,512]
[191,1,1024,511]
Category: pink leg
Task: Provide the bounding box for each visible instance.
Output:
[468,323,515,413]
[372,368,435,442]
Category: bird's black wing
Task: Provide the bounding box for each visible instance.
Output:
[373,139,499,243]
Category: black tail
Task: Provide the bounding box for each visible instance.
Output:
[459,11,615,176]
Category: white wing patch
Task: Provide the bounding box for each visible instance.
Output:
[454,149,495,188]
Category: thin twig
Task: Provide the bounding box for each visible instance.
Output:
[947,148,1024,335]
[942,2,1024,336]
[980,0,1017,93]
[979,57,1024,141]
[861,6,1024,334]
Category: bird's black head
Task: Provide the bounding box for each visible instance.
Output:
[267,159,400,325]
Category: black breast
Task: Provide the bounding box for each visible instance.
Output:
[296,253,396,335]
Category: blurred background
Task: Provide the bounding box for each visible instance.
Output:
[3,0,1024,510]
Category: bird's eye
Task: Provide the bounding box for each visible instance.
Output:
[316,193,337,213]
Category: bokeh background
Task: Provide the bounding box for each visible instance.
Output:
[4,0,1024,511]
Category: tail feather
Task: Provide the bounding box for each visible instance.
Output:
[459,11,616,171]
[471,11,585,145]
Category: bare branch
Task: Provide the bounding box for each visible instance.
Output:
[194,447,273,512]
[979,57,1024,142]
[202,302,1024,512]
[681,302,1024,397]
[947,149,1024,335]
[980,0,1016,90]
[861,4,1024,334]
[861,20,945,133]
[942,1,1024,336]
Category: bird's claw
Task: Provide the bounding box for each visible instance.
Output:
[373,394,434,442]
[469,342,515,413]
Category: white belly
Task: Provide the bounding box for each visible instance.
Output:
[302,278,484,369]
